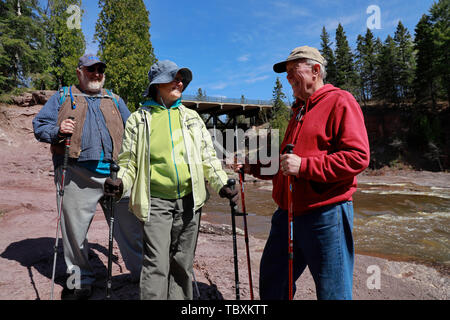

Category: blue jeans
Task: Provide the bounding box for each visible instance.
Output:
[259,201,354,300]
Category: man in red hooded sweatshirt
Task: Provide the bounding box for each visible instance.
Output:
[237,46,370,299]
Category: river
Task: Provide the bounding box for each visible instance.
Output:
[202,172,450,267]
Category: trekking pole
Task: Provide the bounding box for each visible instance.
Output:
[192,211,203,300]
[50,116,74,300]
[284,144,295,300]
[227,178,240,300]
[238,168,254,300]
[192,268,201,299]
[106,160,120,299]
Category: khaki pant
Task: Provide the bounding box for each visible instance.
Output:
[55,164,143,285]
[140,194,201,300]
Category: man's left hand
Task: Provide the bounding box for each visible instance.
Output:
[280,154,302,176]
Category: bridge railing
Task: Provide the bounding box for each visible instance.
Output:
[182,94,272,106]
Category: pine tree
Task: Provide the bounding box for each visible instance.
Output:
[393,21,415,100]
[364,29,377,101]
[429,0,450,103]
[334,23,358,96]
[375,35,398,102]
[319,26,336,85]
[270,78,290,144]
[372,37,383,100]
[413,14,437,106]
[95,0,156,111]
[355,29,377,103]
[0,0,49,92]
[45,0,85,89]
[355,35,367,102]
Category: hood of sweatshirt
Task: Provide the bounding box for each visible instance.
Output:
[292,84,341,113]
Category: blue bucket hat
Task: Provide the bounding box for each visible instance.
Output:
[143,60,192,97]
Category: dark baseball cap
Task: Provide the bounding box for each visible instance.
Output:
[78,54,106,68]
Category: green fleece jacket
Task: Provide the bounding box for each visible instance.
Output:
[145,99,192,199]
[117,102,228,222]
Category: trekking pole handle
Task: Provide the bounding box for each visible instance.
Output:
[110,161,120,181]
[61,117,75,171]
[283,144,294,155]
[227,178,237,209]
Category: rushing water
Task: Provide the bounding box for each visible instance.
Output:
[202,179,450,266]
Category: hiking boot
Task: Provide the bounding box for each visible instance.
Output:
[61,284,92,300]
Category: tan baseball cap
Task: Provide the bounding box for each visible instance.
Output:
[273,46,326,73]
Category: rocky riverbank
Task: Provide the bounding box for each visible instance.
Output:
[0,102,448,300]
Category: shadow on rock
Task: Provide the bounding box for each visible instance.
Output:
[89,273,140,300]
[1,238,224,300]
[193,281,224,300]
[0,237,111,300]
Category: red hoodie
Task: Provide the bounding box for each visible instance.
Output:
[253,84,370,216]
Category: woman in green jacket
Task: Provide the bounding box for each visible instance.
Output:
[104,60,238,300]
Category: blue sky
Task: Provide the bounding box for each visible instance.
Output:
[77,0,434,102]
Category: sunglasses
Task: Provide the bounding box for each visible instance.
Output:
[84,65,106,74]
[171,76,184,83]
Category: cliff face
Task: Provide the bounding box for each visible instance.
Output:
[364,111,406,139]
[363,106,449,171]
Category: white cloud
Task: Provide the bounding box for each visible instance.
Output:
[211,82,229,90]
[237,54,250,62]
[383,18,402,30]
[245,75,269,84]
[323,13,362,31]
[230,32,254,44]
[271,1,311,17]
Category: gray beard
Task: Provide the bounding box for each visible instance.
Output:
[80,72,105,93]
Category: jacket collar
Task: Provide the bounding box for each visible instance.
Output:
[139,99,185,114]
[140,98,182,110]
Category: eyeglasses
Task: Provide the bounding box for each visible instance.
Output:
[84,65,106,74]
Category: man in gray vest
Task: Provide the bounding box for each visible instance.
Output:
[33,54,142,300]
